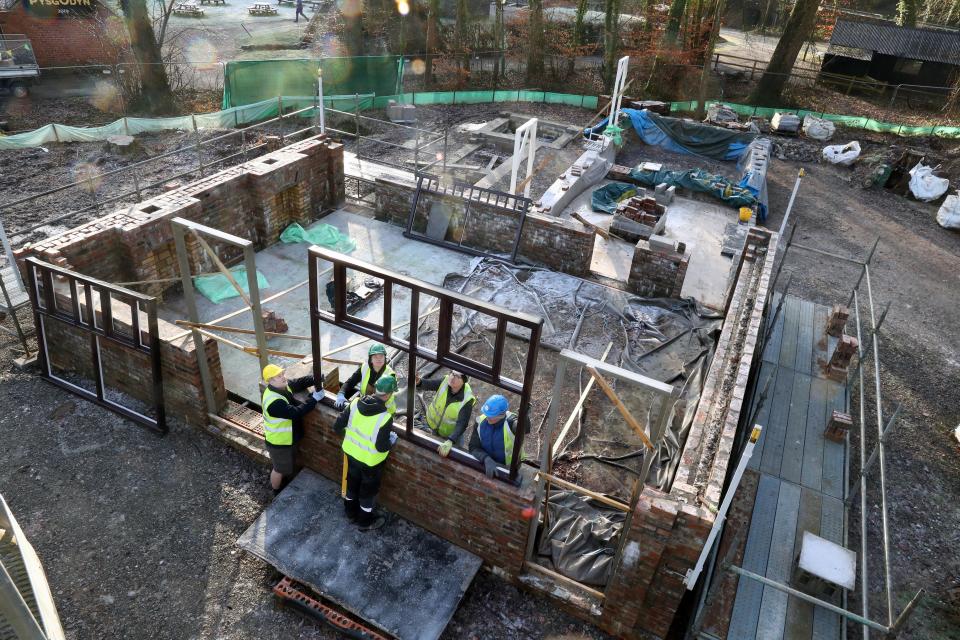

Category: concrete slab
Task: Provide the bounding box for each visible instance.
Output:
[237,469,482,640]
[158,208,474,402]
[661,196,736,310]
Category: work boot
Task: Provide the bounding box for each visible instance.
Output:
[343,499,360,522]
[356,509,386,531]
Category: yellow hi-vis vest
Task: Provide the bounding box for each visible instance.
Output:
[359,362,398,415]
[477,412,523,466]
[262,386,294,446]
[342,398,392,466]
[425,377,474,438]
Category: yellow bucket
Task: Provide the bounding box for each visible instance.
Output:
[738,207,752,223]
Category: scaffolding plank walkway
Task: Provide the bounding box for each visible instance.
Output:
[729,294,848,640]
[237,469,482,640]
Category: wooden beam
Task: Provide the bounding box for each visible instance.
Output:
[175,319,311,341]
[535,471,631,512]
[523,561,606,600]
[552,341,613,459]
[571,212,610,240]
[191,230,252,308]
[586,366,654,450]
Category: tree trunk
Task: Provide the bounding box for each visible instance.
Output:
[748,0,820,105]
[664,0,687,43]
[603,0,620,90]
[527,0,545,82]
[897,0,918,26]
[425,0,439,85]
[122,0,174,113]
[696,0,723,118]
[341,0,364,56]
[494,0,505,82]
[455,0,470,78]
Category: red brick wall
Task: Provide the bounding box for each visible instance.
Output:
[17,135,345,299]
[298,407,536,571]
[0,4,130,67]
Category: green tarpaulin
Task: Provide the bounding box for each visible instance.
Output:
[628,167,757,210]
[194,267,269,304]
[280,222,356,253]
[222,57,404,108]
[591,182,638,213]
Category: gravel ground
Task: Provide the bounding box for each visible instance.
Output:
[0,317,610,640]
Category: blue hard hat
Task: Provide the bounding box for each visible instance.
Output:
[481,394,509,418]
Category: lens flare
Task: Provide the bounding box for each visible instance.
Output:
[396,0,409,15]
[411,58,426,75]
[88,80,120,112]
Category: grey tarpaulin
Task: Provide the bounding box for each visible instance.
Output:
[536,490,626,585]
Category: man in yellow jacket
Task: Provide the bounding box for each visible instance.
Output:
[261,363,323,494]
[333,375,398,531]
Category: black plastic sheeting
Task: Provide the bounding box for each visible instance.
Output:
[444,259,722,490]
[536,491,626,586]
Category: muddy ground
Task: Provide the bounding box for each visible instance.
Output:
[1,95,959,639]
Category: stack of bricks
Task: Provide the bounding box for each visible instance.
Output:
[619,195,664,228]
[825,304,850,337]
[827,335,859,380]
[16,135,344,300]
[627,237,689,298]
[742,227,772,263]
[373,177,595,277]
[298,406,534,572]
[824,409,853,443]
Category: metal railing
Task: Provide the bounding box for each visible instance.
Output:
[308,246,543,482]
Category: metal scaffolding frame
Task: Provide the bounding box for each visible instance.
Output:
[717,230,925,639]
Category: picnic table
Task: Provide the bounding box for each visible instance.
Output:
[248,2,277,14]
[198,0,225,5]
[173,2,204,15]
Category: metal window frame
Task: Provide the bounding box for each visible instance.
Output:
[523,348,680,592]
[26,257,166,434]
[403,173,532,264]
[308,246,543,482]
[170,217,270,417]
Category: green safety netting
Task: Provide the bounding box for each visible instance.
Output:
[668,100,960,139]
[279,222,356,253]
[0,90,598,150]
[194,267,269,304]
[222,57,404,108]
[591,182,638,213]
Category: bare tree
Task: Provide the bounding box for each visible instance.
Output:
[121,0,175,112]
[603,0,621,90]
[425,0,440,84]
[527,0,545,81]
[748,0,820,105]
[897,0,918,26]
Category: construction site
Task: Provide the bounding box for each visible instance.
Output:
[1,36,959,640]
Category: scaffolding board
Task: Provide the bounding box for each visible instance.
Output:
[726,294,848,639]
[237,469,483,640]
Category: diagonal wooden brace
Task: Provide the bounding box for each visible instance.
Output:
[191,229,252,308]
[586,365,654,450]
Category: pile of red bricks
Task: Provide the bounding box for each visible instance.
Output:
[619,195,665,227]
[827,335,859,380]
[826,304,850,337]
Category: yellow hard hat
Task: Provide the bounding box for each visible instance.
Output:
[262,364,284,382]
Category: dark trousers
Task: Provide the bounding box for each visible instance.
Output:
[295,7,306,20]
[344,455,384,511]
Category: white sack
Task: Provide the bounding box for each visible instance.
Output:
[936,193,960,229]
[822,141,861,166]
[908,162,950,202]
[802,115,836,141]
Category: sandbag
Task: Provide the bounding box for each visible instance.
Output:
[802,115,836,141]
[908,162,950,202]
[936,193,960,229]
[822,141,861,166]
[771,112,800,133]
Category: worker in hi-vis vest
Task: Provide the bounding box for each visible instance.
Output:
[333,375,399,531]
[261,363,323,494]
[336,343,397,415]
[469,395,530,479]
[415,371,476,457]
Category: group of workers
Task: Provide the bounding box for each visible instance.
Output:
[260,343,528,531]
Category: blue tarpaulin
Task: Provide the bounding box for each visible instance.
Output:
[586,109,755,161]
